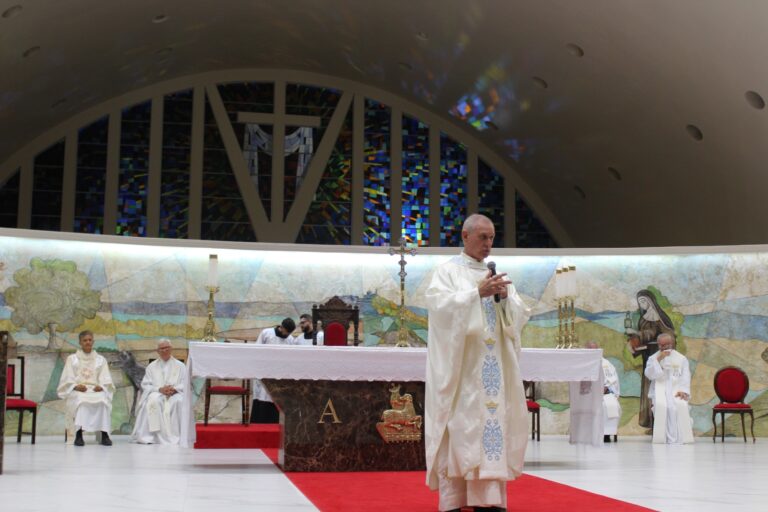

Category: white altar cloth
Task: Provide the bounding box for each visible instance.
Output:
[181,343,603,447]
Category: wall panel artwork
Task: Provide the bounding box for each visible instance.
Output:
[1,230,766,438]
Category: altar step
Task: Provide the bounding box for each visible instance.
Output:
[194,423,280,449]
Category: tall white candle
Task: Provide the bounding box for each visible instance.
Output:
[207,254,218,288]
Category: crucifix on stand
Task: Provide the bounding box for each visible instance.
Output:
[388,238,417,347]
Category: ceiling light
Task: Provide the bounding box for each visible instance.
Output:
[152,14,169,24]
[532,76,548,89]
[22,46,40,58]
[566,43,585,57]
[745,90,765,110]
[686,124,703,141]
[607,167,622,181]
[415,31,428,42]
[2,5,22,18]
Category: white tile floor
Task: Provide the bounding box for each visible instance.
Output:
[0,436,765,511]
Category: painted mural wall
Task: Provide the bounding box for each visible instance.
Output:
[1,229,766,438]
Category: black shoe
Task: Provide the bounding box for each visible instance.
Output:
[100,432,112,446]
[74,429,84,446]
[604,434,611,443]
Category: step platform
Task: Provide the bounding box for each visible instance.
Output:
[194,423,280,449]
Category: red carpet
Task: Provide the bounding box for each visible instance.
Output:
[262,449,654,512]
[194,424,280,449]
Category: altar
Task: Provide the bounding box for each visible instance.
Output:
[181,343,604,470]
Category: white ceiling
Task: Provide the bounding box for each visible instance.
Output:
[1,0,767,247]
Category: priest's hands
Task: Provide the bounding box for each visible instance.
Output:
[74,384,87,392]
[675,391,690,401]
[478,271,511,299]
[93,385,103,392]
[657,349,672,362]
[159,385,177,397]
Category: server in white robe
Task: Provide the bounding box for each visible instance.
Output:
[297,313,324,345]
[57,330,115,446]
[131,339,186,445]
[251,317,297,423]
[645,333,694,444]
[425,214,530,512]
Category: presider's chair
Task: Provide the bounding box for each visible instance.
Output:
[712,366,755,443]
[524,381,540,441]
[204,339,251,425]
[5,356,38,444]
[312,296,360,346]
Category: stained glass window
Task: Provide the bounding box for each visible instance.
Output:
[296,109,352,245]
[478,158,505,247]
[117,101,151,236]
[74,116,109,234]
[401,115,429,246]
[202,98,256,241]
[160,89,193,238]
[219,82,274,220]
[439,133,467,247]
[32,140,65,231]
[363,99,391,246]
[0,169,20,228]
[516,191,558,248]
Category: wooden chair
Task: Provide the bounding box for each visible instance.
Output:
[524,381,540,441]
[712,366,755,443]
[312,296,360,346]
[5,355,38,444]
[204,340,251,425]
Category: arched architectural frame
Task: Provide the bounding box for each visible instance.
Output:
[0,69,573,246]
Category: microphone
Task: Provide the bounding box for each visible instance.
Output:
[487,261,500,303]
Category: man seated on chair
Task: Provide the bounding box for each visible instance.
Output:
[131,339,186,445]
[296,313,323,345]
[585,341,622,442]
[57,330,115,446]
[252,317,297,423]
[645,333,694,444]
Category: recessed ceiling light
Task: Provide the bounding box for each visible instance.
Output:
[152,14,169,24]
[574,185,586,199]
[686,124,703,141]
[415,31,428,42]
[532,76,548,89]
[2,4,22,18]
[22,46,40,58]
[398,61,413,72]
[745,90,765,110]
[607,166,622,181]
[566,43,585,57]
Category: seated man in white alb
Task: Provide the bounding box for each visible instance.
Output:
[57,330,115,446]
[644,333,694,444]
[131,339,186,445]
[586,341,622,442]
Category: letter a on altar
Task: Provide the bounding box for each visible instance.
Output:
[317,398,342,424]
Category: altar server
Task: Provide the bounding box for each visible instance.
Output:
[586,341,622,441]
[251,317,297,422]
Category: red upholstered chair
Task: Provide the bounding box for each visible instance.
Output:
[6,356,38,444]
[524,381,540,441]
[204,340,251,425]
[312,296,360,346]
[712,366,755,443]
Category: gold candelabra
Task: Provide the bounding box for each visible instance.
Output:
[388,237,417,348]
[201,286,219,342]
[555,265,578,348]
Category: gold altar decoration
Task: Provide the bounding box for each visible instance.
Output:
[554,265,578,348]
[201,254,220,343]
[376,384,423,443]
[388,238,417,348]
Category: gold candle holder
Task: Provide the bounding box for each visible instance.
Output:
[201,286,220,342]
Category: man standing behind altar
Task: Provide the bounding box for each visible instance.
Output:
[131,339,186,445]
[57,330,115,446]
[425,214,530,512]
[645,333,694,444]
[251,317,297,423]
[297,314,323,345]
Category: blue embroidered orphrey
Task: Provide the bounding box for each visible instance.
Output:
[482,354,501,397]
[483,418,503,461]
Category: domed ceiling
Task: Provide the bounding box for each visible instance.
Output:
[1,0,766,247]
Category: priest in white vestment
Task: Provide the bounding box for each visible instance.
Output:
[586,342,622,441]
[645,333,694,444]
[251,317,297,423]
[425,214,530,512]
[57,330,115,446]
[131,339,186,445]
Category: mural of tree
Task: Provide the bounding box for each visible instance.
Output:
[5,258,101,349]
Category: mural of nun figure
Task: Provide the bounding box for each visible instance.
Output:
[632,289,676,429]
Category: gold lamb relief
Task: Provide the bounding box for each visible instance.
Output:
[376,384,423,443]
[317,398,342,424]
